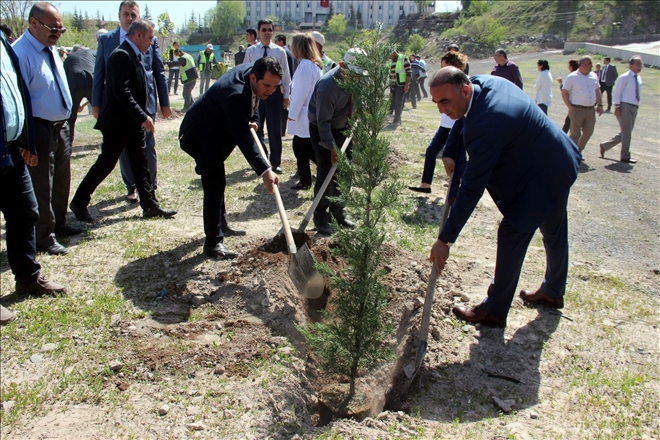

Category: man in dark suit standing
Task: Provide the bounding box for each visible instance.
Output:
[429,68,581,328]
[70,20,176,222]
[64,44,95,145]
[599,56,618,112]
[179,58,281,259]
[92,1,170,203]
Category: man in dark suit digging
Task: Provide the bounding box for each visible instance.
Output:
[429,67,581,328]
[179,57,281,259]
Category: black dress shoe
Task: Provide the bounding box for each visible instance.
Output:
[203,242,238,259]
[291,182,311,191]
[621,158,637,164]
[221,224,246,236]
[408,186,431,194]
[143,207,177,218]
[69,201,95,223]
[519,289,564,308]
[452,305,506,327]
[273,166,283,175]
[37,241,68,255]
[56,223,83,236]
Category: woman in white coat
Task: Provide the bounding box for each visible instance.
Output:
[534,59,553,115]
[287,34,323,190]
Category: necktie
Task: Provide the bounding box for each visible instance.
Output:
[601,65,607,82]
[263,45,268,58]
[634,74,640,102]
[43,47,71,114]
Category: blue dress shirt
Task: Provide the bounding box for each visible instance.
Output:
[1,36,25,142]
[11,29,72,121]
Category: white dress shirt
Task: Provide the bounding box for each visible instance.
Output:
[287,59,321,138]
[613,70,642,106]
[534,69,553,107]
[244,42,291,99]
[562,70,599,106]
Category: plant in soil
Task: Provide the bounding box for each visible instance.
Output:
[299,27,401,408]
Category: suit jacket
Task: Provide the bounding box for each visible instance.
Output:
[94,40,148,134]
[440,75,581,243]
[1,32,36,163]
[179,63,269,177]
[599,63,618,87]
[92,28,169,115]
[64,48,95,91]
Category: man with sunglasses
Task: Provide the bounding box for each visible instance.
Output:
[92,1,170,204]
[243,19,292,175]
[12,2,82,255]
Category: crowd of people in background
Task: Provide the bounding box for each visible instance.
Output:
[0,0,647,326]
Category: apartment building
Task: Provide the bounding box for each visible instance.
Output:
[244,1,430,29]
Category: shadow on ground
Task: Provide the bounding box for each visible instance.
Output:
[400,309,561,422]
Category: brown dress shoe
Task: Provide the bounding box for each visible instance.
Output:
[15,276,67,295]
[519,289,564,308]
[1,305,17,325]
[452,305,506,328]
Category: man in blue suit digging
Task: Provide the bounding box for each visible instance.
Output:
[429,67,581,328]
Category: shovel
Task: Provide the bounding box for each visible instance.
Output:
[406,149,466,382]
[250,128,325,299]
[277,134,353,235]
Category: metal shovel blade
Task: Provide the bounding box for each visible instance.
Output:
[288,243,324,299]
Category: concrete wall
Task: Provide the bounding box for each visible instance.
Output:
[564,42,659,67]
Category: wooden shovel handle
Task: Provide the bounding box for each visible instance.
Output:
[250,127,297,255]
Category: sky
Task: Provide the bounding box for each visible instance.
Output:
[55,1,462,25]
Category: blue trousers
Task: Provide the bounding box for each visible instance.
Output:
[0,145,41,283]
[480,192,570,320]
[119,113,157,192]
[257,86,283,166]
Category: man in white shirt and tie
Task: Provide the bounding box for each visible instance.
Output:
[243,18,291,175]
[600,56,643,164]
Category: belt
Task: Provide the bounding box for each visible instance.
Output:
[621,102,639,108]
[34,117,66,127]
[571,104,595,109]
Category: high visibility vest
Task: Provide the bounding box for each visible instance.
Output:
[180,53,197,83]
[322,55,334,74]
[199,50,215,71]
[395,55,406,85]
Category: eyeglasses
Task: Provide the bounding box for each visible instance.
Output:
[261,28,274,32]
[35,17,66,34]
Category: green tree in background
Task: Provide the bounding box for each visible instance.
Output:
[71,6,84,32]
[187,11,198,34]
[327,13,347,38]
[143,5,152,22]
[407,33,425,54]
[206,1,245,38]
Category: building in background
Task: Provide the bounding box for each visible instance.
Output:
[244,1,430,30]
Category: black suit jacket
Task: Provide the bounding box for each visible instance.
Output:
[179,63,269,177]
[64,49,95,91]
[95,41,149,134]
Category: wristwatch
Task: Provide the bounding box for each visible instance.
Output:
[439,239,453,248]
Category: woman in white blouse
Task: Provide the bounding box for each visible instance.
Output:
[535,59,553,115]
[287,34,323,190]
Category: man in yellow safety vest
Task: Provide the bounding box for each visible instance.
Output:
[198,44,217,96]
[389,50,411,126]
[177,49,198,111]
